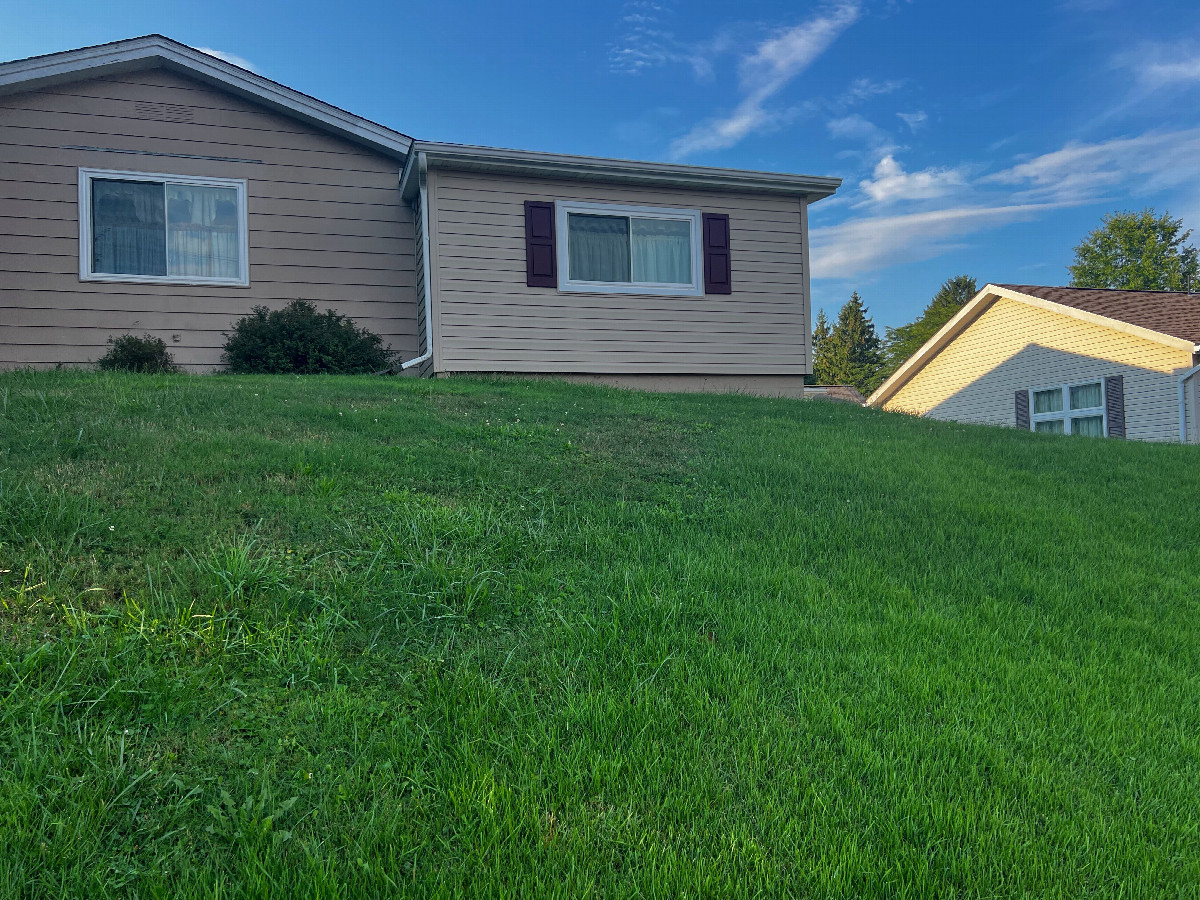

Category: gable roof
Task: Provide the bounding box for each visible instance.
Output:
[995,284,1200,344]
[0,35,413,160]
[866,283,1200,408]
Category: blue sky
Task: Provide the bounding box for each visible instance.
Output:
[5,0,1200,328]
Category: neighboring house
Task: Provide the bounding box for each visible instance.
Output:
[0,36,840,396]
[866,283,1200,443]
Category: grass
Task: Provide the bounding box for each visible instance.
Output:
[1,370,1198,898]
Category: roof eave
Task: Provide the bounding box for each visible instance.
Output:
[0,35,413,160]
[405,141,842,201]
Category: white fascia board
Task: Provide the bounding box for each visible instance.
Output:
[865,284,1197,408]
[410,141,842,200]
[0,35,413,160]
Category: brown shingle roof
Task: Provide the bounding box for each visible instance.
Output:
[997,284,1200,344]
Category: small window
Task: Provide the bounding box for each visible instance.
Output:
[1029,381,1106,436]
[556,201,702,296]
[79,168,249,286]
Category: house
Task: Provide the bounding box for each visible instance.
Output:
[866,283,1200,443]
[0,35,840,396]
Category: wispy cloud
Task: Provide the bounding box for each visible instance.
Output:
[985,129,1200,203]
[608,1,742,78]
[813,128,1200,279]
[1133,55,1200,87]
[193,46,258,73]
[897,110,927,131]
[669,1,862,158]
[811,203,1063,279]
[858,154,968,204]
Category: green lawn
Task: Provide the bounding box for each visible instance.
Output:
[2,371,1198,897]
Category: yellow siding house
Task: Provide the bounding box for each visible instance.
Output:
[866,284,1200,443]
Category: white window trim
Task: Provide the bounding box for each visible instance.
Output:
[78,167,250,287]
[555,200,704,297]
[1030,379,1107,435]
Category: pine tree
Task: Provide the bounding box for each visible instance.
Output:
[814,292,883,393]
[807,308,831,385]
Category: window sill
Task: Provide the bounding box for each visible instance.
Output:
[80,273,251,288]
[557,282,704,298]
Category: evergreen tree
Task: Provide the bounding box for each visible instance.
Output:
[813,292,882,393]
[879,275,977,381]
[1069,209,1198,291]
[807,308,831,385]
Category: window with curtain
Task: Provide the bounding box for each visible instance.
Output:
[557,201,701,295]
[80,169,247,285]
[1029,381,1106,436]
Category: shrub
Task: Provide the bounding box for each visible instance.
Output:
[96,333,180,374]
[222,300,396,374]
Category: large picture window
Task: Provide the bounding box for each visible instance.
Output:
[1030,381,1106,436]
[556,201,703,296]
[79,168,249,286]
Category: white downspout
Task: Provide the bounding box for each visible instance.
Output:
[399,151,433,371]
[1177,358,1200,443]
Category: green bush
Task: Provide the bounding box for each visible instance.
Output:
[96,333,180,374]
[221,300,396,374]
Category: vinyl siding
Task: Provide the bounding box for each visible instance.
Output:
[883,297,1193,443]
[0,68,416,370]
[426,169,808,374]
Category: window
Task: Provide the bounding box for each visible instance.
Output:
[1030,380,1106,436]
[555,201,703,296]
[79,168,249,286]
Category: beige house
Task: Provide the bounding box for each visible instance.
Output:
[0,35,840,395]
[866,284,1200,443]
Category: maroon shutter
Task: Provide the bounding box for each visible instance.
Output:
[703,213,732,294]
[524,201,557,288]
[1015,390,1030,430]
[1104,375,1126,437]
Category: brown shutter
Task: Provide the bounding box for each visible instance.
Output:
[1015,390,1030,430]
[1104,375,1126,437]
[524,201,557,287]
[703,213,732,294]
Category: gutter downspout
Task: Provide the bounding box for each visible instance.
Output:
[1177,357,1200,443]
[398,151,432,372]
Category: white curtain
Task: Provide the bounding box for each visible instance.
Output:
[1072,415,1105,437]
[167,185,240,278]
[568,214,630,282]
[1069,382,1102,410]
[91,179,166,276]
[631,218,691,284]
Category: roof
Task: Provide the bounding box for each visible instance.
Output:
[0,35,414,159]
[2,35,843,201]
[995,284,1200,344]
[865,283,1200,408]
[401,141,842,201]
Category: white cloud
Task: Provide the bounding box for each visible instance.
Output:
[194,47,258,73]
[810,203,1063,279]
[897,110,927,131]
[813,127,1200,280]
[1137,56,1200,87]
[827,113,886,143]
[839,77,904,105]
[858,154,967,204]
[985,129,1200,203]
[669,1,861,158]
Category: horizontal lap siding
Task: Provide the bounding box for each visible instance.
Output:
[0,69,416,370]
[428,170,808,375]
[884,298,1191,442]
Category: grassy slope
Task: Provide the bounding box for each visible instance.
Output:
[1,371,1198,898]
